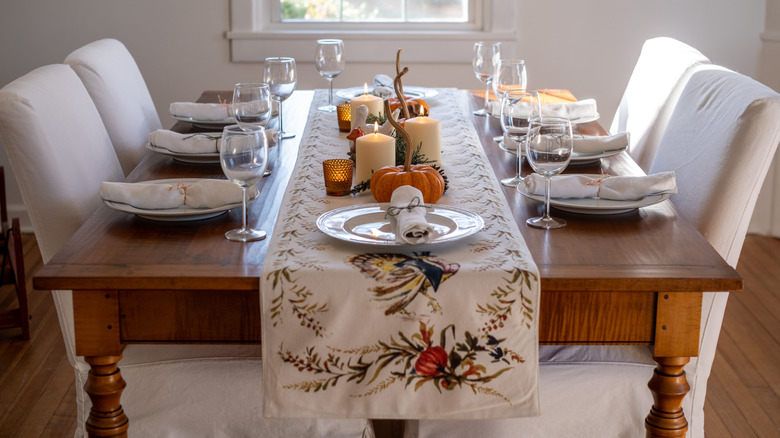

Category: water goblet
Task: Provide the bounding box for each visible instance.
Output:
[472,41,501,116]
[232,82,272,132]
[220,125,268,242]
[524,117,573,229]
[263,57,297,139]
[500,89,541,187]
[315,39,345,112]
[492,58,527,103]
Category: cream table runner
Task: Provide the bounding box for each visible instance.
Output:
[261,89,540,420]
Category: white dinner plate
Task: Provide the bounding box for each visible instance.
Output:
[516,176,671,215]
[316,203,483,246]
[103,178,255,221]
[146,143,220,164]
[499,141,627,165]
[568,113,600,124]
[171,114,235,129]
[336,86,439,101]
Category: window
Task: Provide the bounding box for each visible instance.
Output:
[228,0,516,63]
[280,0,469,23]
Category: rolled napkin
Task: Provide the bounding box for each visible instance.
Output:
[100,179,256,210]
[148,129,278,154]
[169,102,231,121]
[386,185,437,244]
[541,98,598,121]
[523,172,677,201]
[373,74,395,98]
[572,132,629,155]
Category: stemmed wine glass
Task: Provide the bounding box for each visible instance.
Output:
[315,39,345,112]
[492,58,527,141]
[500,89,541,187]
[232,82,272,131]
[472,41,501,116]
[220,124,269,242]
[524,117,574,229]
[263,57,297,139]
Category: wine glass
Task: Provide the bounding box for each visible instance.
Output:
[524,117,574,229]
[500,89,540,187]
[472,41,501,116]
[492,58,527,104]
[232,82,272,132]
[263,57,297,139]
[220,124,268,242]
[315,39,345,112]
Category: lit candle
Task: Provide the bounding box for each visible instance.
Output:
[403,113,441,166]
[355,123,396,184]
[349,83,383,130]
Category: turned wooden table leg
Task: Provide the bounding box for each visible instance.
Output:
[645,356,690,438]
[84,355,129,438]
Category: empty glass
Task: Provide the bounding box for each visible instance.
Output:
[500,89,541,187]
[315,39,345,112]
[472,41,501,116]
[263,57,297,139]
[524,117,574,229]
[220,125,269,241]
[492,59,527,103]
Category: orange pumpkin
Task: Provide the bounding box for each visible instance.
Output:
[370,164,445,203]
[388,97,429,118]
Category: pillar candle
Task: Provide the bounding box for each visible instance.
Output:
[404,116,441,166]
[349,86,384,130]
[355,126,396,184]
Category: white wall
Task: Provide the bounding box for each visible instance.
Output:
[0,0,772,231]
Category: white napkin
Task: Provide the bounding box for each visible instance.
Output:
[169,102,231,121]
[100,179,255,210]
[149,130,222,154]
[572,132,629,154]
[502,132,628,155]
[373,74,394,98]
[387,185,437,244]
[148,129,278,154]
[523,172,677,200]
[541,98,598,121]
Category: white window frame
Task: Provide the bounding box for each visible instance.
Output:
[227,0,517,64]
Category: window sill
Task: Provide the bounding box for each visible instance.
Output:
[227,30,517,63]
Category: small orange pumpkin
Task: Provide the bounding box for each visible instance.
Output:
[388,97,429,119]
[370,164,444,203]
[370,98,445,204]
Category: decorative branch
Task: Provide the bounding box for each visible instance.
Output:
[394,49,411,121]
[384,99,412,172]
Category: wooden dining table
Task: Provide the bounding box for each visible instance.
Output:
[33,89,742,438]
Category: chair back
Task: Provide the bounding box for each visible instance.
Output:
[649,64,780,436]
[610,37,710,171]
[0,64,124,263]
[65,38,162,176]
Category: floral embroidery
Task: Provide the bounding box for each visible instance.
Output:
[279,321,521,403]
[266,267,328,336]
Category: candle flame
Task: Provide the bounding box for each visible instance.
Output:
[420,106,428,117]
[373,122,379,134]
[364,83,369,95]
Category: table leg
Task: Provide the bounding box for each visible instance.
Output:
[645,356,690,438]
[84,355,129,438]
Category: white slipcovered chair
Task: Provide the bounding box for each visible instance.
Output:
[408,67,780,437]
[0,64,370,438]
[64,38,162,176]
[610,37,710,172]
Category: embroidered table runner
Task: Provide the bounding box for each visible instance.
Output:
[261,89,540,420]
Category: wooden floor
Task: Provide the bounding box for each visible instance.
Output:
[0,233,778,437]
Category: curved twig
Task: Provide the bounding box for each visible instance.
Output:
[394,49,411,120]
[384,99,412,171]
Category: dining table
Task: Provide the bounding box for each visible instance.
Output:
[33,88,742,438]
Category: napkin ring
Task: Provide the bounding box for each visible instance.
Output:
[385,196,430,217]
[183,133,221,140]
[585,171,611,199]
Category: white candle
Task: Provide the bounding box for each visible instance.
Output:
[355,124,396,184]
[349,84,384,130]
[404,116,441,166]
